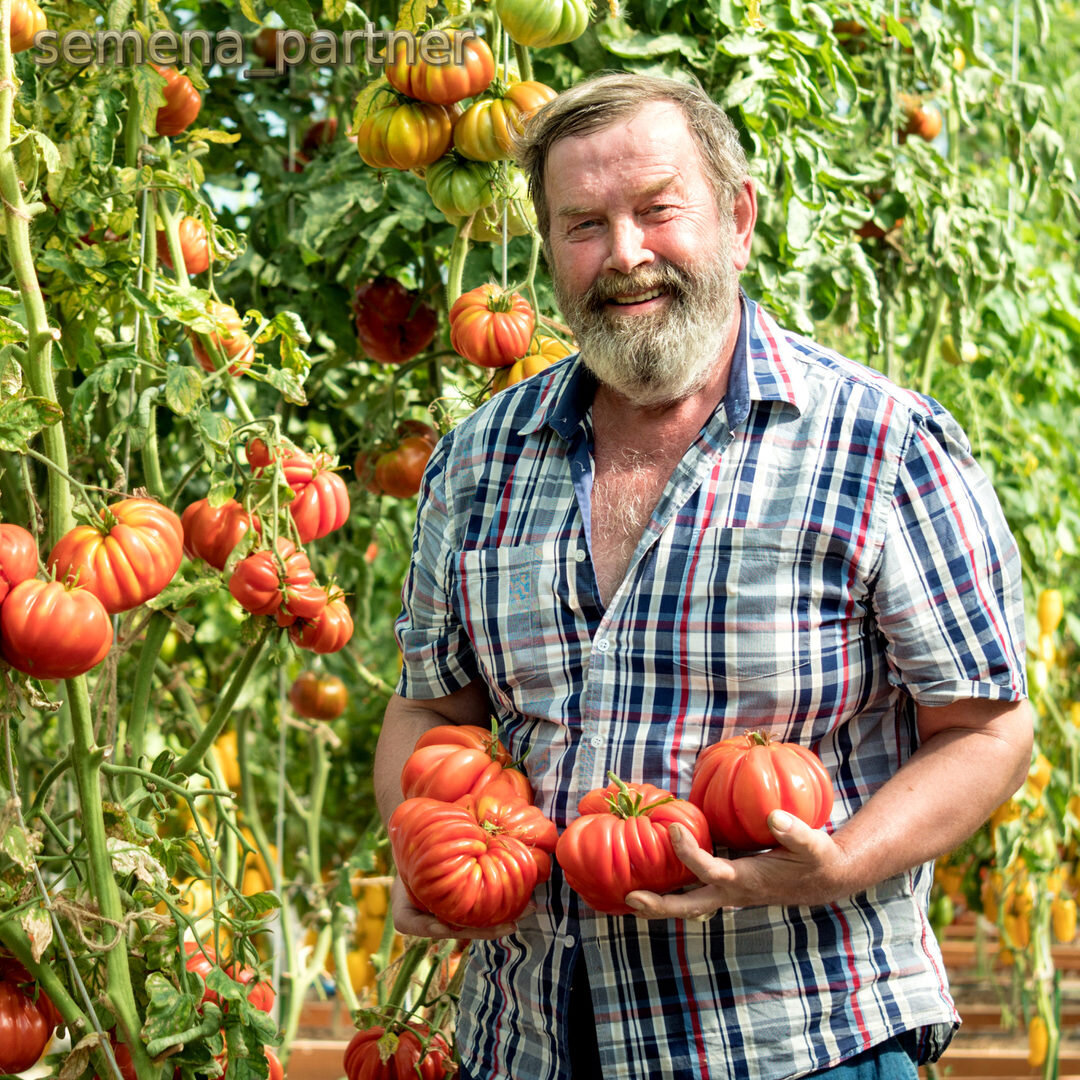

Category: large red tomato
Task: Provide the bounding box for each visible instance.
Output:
[689,731,834,850]
[48,498,184,614]
[9,0,46,53]
[265,1047,284,1080]
[373,437,434,499]
[400,738,531,804]
[289,457,350,543]
[152,65,202,136]
[157,215,211,274]
[0,957,58,1074]
[554,776,712,915]
[413,723,513,767]
[343,1023,453,1080]
[353,277,437,365]
[288,590,353,654]
[181,498,260,571]
[288,671,348,719]
[389,794,555,927]
[228,539,325,623]
[0,523,38,605]
[449,284,535,368]
[386,29,495,105]
[183,942,276,1015]
[189,302,255,376]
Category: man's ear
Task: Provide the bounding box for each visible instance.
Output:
[731,180,757,272]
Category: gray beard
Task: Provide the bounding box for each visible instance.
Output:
[552,225,741,408]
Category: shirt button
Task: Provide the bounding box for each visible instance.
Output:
[590,736,603,748]
[574,548,586,563]
[563,934,575,947]
[596,639,609,652]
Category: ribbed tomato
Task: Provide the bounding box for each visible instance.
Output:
[157,215,211,274]
[495,0,590,47]
[288,590,354,654]
[424,155,497,217]
[386,30,495,105]
[491,334,573,393]
[48,498,184,614]
[343,1023,453,1080]
[0,958,58,1074]
[353,277,438,365]
[181,498,260,571]
[9,0,46,53]
[228,538,325,623]
[454,81,558,162]
[189,302,255,376]
[374,436,434,499]
[401,738,531,803]
[355,101,456,170]
[449,284,535,368]
[389,793,556,927]
[152,64,202,136]
[689,731,834,850]
[0,523,38,605]
[183,942,276,1016]
[289,670,348,719]
[413,723,513,766]
[447,167,535,241]
[289,457,351,543]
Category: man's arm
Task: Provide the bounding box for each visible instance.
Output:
[625,696,1033,917]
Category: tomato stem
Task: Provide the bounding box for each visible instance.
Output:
[513,41,533,81]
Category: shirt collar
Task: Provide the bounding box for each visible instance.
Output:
[519,292,806,440]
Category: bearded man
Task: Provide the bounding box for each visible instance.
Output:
[373,73,1031,1080]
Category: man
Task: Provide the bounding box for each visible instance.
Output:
[374,72,1031,1080]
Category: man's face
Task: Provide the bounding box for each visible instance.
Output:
[544,101,747,407]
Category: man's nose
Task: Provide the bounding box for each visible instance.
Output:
[602,218,653,276]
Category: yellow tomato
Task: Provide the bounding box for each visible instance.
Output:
[1004,912,1030,949]
[1052,896,1077,943]
[240,827,278,888]
[1028,1015,1049,1067]
[1037,588,1064,635]
[347,949,374,994]
[360,915,385,955]
[242,864,271,897]
[1027,753,1053,797]
[1070,702,1080,728]
[362,884,388,918]
[214,730,242,789]
[1037,632,1056,665]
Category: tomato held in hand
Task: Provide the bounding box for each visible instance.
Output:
[288,589,354,654]
[189,301,255,376]
[355,101,457,171]
[9,0,46,53]
[689,731,834,850]
[0,523,38,605]
[344,1023,453,1080]
[386,29,495,105]
[449,284,535,368]
[495,0,590,47]
[353,277,437,365]
[181,498,260,571]
[389,793,556,927]
[289,456,350,543]
[374,436,434,499]
[555,775,713,915]
[289,670,348,719]
[157,215,211,274]
[152,64,202,136]
[413,723,514,766]
[401,739,531,803]
[48,497,184,614]
[0,957,59,1074]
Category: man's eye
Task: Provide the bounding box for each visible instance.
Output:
[646,204,673,215]
[570,219,601,233]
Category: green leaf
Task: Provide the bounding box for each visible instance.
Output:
[595,18,705,60]
[0,287,20,307]
[147,571,223,612]
[0,394,63,453]
[395,0,436,32]
[30,131,60,174]
[183,129,243,145]
[1,805,35,870]
[143,972,198,1044]
[197,407,233,454]
[323,0,347,18]
[165,365,204,416]
[269,0,318,34]
[0,315,27,345]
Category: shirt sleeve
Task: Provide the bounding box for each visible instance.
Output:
[393,434,480,699]
[869,402,1027,707]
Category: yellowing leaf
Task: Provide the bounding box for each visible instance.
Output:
[350,76,392,135]
[395,0,437,32]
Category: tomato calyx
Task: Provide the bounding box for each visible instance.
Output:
[603,772,675,818]
[743,730,776,748]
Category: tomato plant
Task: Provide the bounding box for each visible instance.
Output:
[157,215,211,275]
[0,958,57,1074]
[152,64,202,136]
[689,732,834,850]
[181,497,260,571]
[0,522,37,604]
[289,671,348,719]
[449,284,536,368]
[189,301,255,375]
[386,29,495,105]
[554,775,712,915]
[352,277,438,365]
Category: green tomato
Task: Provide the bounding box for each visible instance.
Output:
[425,155,498,217]
[446,167,536,242]
[495,0,591,47]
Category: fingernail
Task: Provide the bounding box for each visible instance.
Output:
[770,810,792,830]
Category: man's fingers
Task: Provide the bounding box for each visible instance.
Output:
[626,885,724,921]
[669,823,734,885]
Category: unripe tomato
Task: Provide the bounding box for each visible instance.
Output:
[449,284,535,368]
[289,456,351,544]
[353,277,437,365]
[152,65,202,137]
[0,578,113,679]
[0,958,58,1074]
[355,101,457,171]
[1037,588,1064,635]
[448,166,535,241]
[374,437,434,498]
[898,94,942,141]
[181,498,261,571]
[0,522,38,605]
[289,590,354,654]
[425,154,498,217]
[303,116,338,153]
[289,670,348,719]
[454,82,559,162]
[9,0,46,54]
[491,334,573,393]
[689,731,834,849]
[495,0,590,47]
[157,215,211,275]
[189,302,255,376]
[386,30,495,105]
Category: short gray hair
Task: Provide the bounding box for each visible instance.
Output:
[514,71,750,244]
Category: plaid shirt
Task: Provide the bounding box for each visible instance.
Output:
[395,296,1027,1080]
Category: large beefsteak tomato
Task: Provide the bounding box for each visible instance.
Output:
[495,0,590,47]
[289,671,348,719]
[373,436,434,499]
[0,523,38,605]
[353,277,437,365]
[449,284,535,368]
[48,498,184,614]
[0,958,58,1075]
[152,65,202,136]
[689,731,834,850]
[343,1023,453,1080]
[228,538,325,623]
[401,733,531,803]
[386,29,494,105]
[157,215,211,274]
[9,0,46,53]
[555,775,712,915]
[289,456,350,543]
[288,589,354,653]
[355,101,457,171]
[454,82,559,162]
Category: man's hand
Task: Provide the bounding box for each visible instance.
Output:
[625,813,853,919]
[390,876,535,941]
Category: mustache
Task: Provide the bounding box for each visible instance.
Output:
[583,263,693,308]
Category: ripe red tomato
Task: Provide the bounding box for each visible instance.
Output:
[157,215,211,274]
[386,29,495,105]
[227,538,323,620]
[389,794,556,927]
[689,731,834,850]
[555,776,712,915]
[288,670,348,719]
[454,81,558,162]
[449,284,535,368]
[152,65,202,136]
[288,591,354,654]
[0,958,58,1074]
[401,739,531,804]
[181,498,260,571]
[93,1030,137,1080]
[289,457,350,543]
[355,101,457,171]
[413,723,513,766]
[302,116,338,153]
[265,1048,284,1080]
[353,277,437,365]
[0,523,38,605]
[374,437,434,499]
[899,94,942,141]
[183,942,276,1016]
[245,437,275,469]
[344,1023,453,1080]
[189,302,255,376]
[48,497,184,614]
[9,0,45,53]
